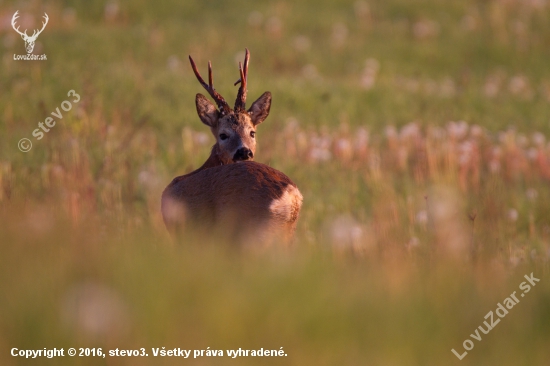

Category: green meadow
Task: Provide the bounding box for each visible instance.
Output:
[1,0,550,365]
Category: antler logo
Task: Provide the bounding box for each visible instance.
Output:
[11,11,49,54]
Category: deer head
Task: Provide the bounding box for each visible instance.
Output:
[11,11,49,54]
[189,49,272,165]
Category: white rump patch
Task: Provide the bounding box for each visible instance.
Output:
[161,196,187,225]
[269,185,303,223]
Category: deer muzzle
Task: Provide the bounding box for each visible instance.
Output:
[233,147,254,162]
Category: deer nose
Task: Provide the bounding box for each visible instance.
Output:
[233,147,254,161]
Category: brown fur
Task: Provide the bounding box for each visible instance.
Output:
[161,159,303,244]
[161,50,302,244]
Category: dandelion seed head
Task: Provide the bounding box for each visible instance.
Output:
[470,125,484,138]
[527,147,538,161]
[461,14,477,31]
[440,78,456,97]
[293,35,311,52]
[408,237,420,248]
[193,132,209,146]
[354,1,370,18]
[302,64,320,80]
[330,215,364,248]
[104,2,119,21]
[62,282,129,339]
[355,127,369,144]
[266,16,283,37]
[447,121,469,140]
[416,210,428,225]
[413,19,440,39]
[167,55,181,72]
[517,134,528,147]
[532,132,545,147]
[507,208,519,222]
[489,160,501,173]
[385,125,398,140]
[526,188,538,201]
[248,11,263,27]
[331,23,348,47]
[400,123,420,141]
[309,148,332,162]
[62,8,77,27]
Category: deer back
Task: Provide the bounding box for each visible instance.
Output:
[161,162,302,243]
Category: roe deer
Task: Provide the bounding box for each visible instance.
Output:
[161,49,302,245]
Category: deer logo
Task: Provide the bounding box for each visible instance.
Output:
[11,11,49,54]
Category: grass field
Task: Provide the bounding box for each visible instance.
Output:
[1,0,550,365]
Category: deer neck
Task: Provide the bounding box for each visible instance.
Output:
[199,144,224,170]
[182,144,223,179]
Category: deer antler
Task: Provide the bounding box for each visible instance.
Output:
[29,13,49,40]
[11,11,28,38]
[234,48,250,112]
[189,55,231,115]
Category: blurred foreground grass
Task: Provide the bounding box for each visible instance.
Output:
[1,212,550,366]
[1,0,550,365]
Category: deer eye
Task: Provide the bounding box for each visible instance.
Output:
[219,133,228,141]
[250,131,256,138]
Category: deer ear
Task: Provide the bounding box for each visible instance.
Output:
[195,93,219,127]
[248,92,271,126]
